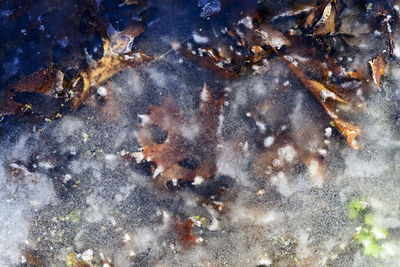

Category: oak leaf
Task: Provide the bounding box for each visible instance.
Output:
[70,37,151,110]
[256,30,361,149]
[133,84,224,186]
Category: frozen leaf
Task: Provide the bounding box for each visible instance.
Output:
[0,99,23,117]
[314,1,336,35]
[369,54,387,91]
[256,29,361,149]
[272,4,315,22]
[12,68,64,96]
[332,118,361,149]
[133,84,223,186]
[179,46,239,79]
[70,38,152,110]
[119,0,139,6]
[175,218,198,249]
[304,0,338,35]
[178,20,289,78]
[257,26,291,50]
[0,68,64,117]
[21,251,44,266]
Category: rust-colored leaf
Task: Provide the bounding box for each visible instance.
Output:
[21,250,45,267]
[176,44,239,79]
[175,218,198,249]
[256,29,361,149]
[12,68,64,96]
[133,84,223,186]
[369,54,387,91]
[348,70,363,80]
[0,67,65,117]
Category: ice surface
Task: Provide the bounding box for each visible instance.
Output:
[1,1,400,266]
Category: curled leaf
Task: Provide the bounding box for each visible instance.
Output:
[0,68,64,117]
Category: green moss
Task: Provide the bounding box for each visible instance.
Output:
[69,209,81,223]
[362,238,382,257]
[348,199,368,218]
[364,213,374,225]
[349,199,389,258]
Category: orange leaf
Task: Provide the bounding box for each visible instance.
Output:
[333,118,361,149]
[369,54,387,91]
[70,38,151,110]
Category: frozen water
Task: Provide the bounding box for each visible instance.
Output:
[1,1,400,266]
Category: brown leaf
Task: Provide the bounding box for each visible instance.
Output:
[133,84,223,185]
[333,117,361,149]
[177,45,239,79]
[0,68,64,117]
[175,218,198,249]
[119,0,138,6]
[21,250,45,266]
[12,68,64,96]
[369,54,387,91]
[304,0,336,35]
[176,18,289,78]
[348,70,364,80]
[272,4,315,22]
[256,30,361,149]
[0,99,23,117]
[257,26,291,49]
[70,37,152,110]
[314,1,336,35]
